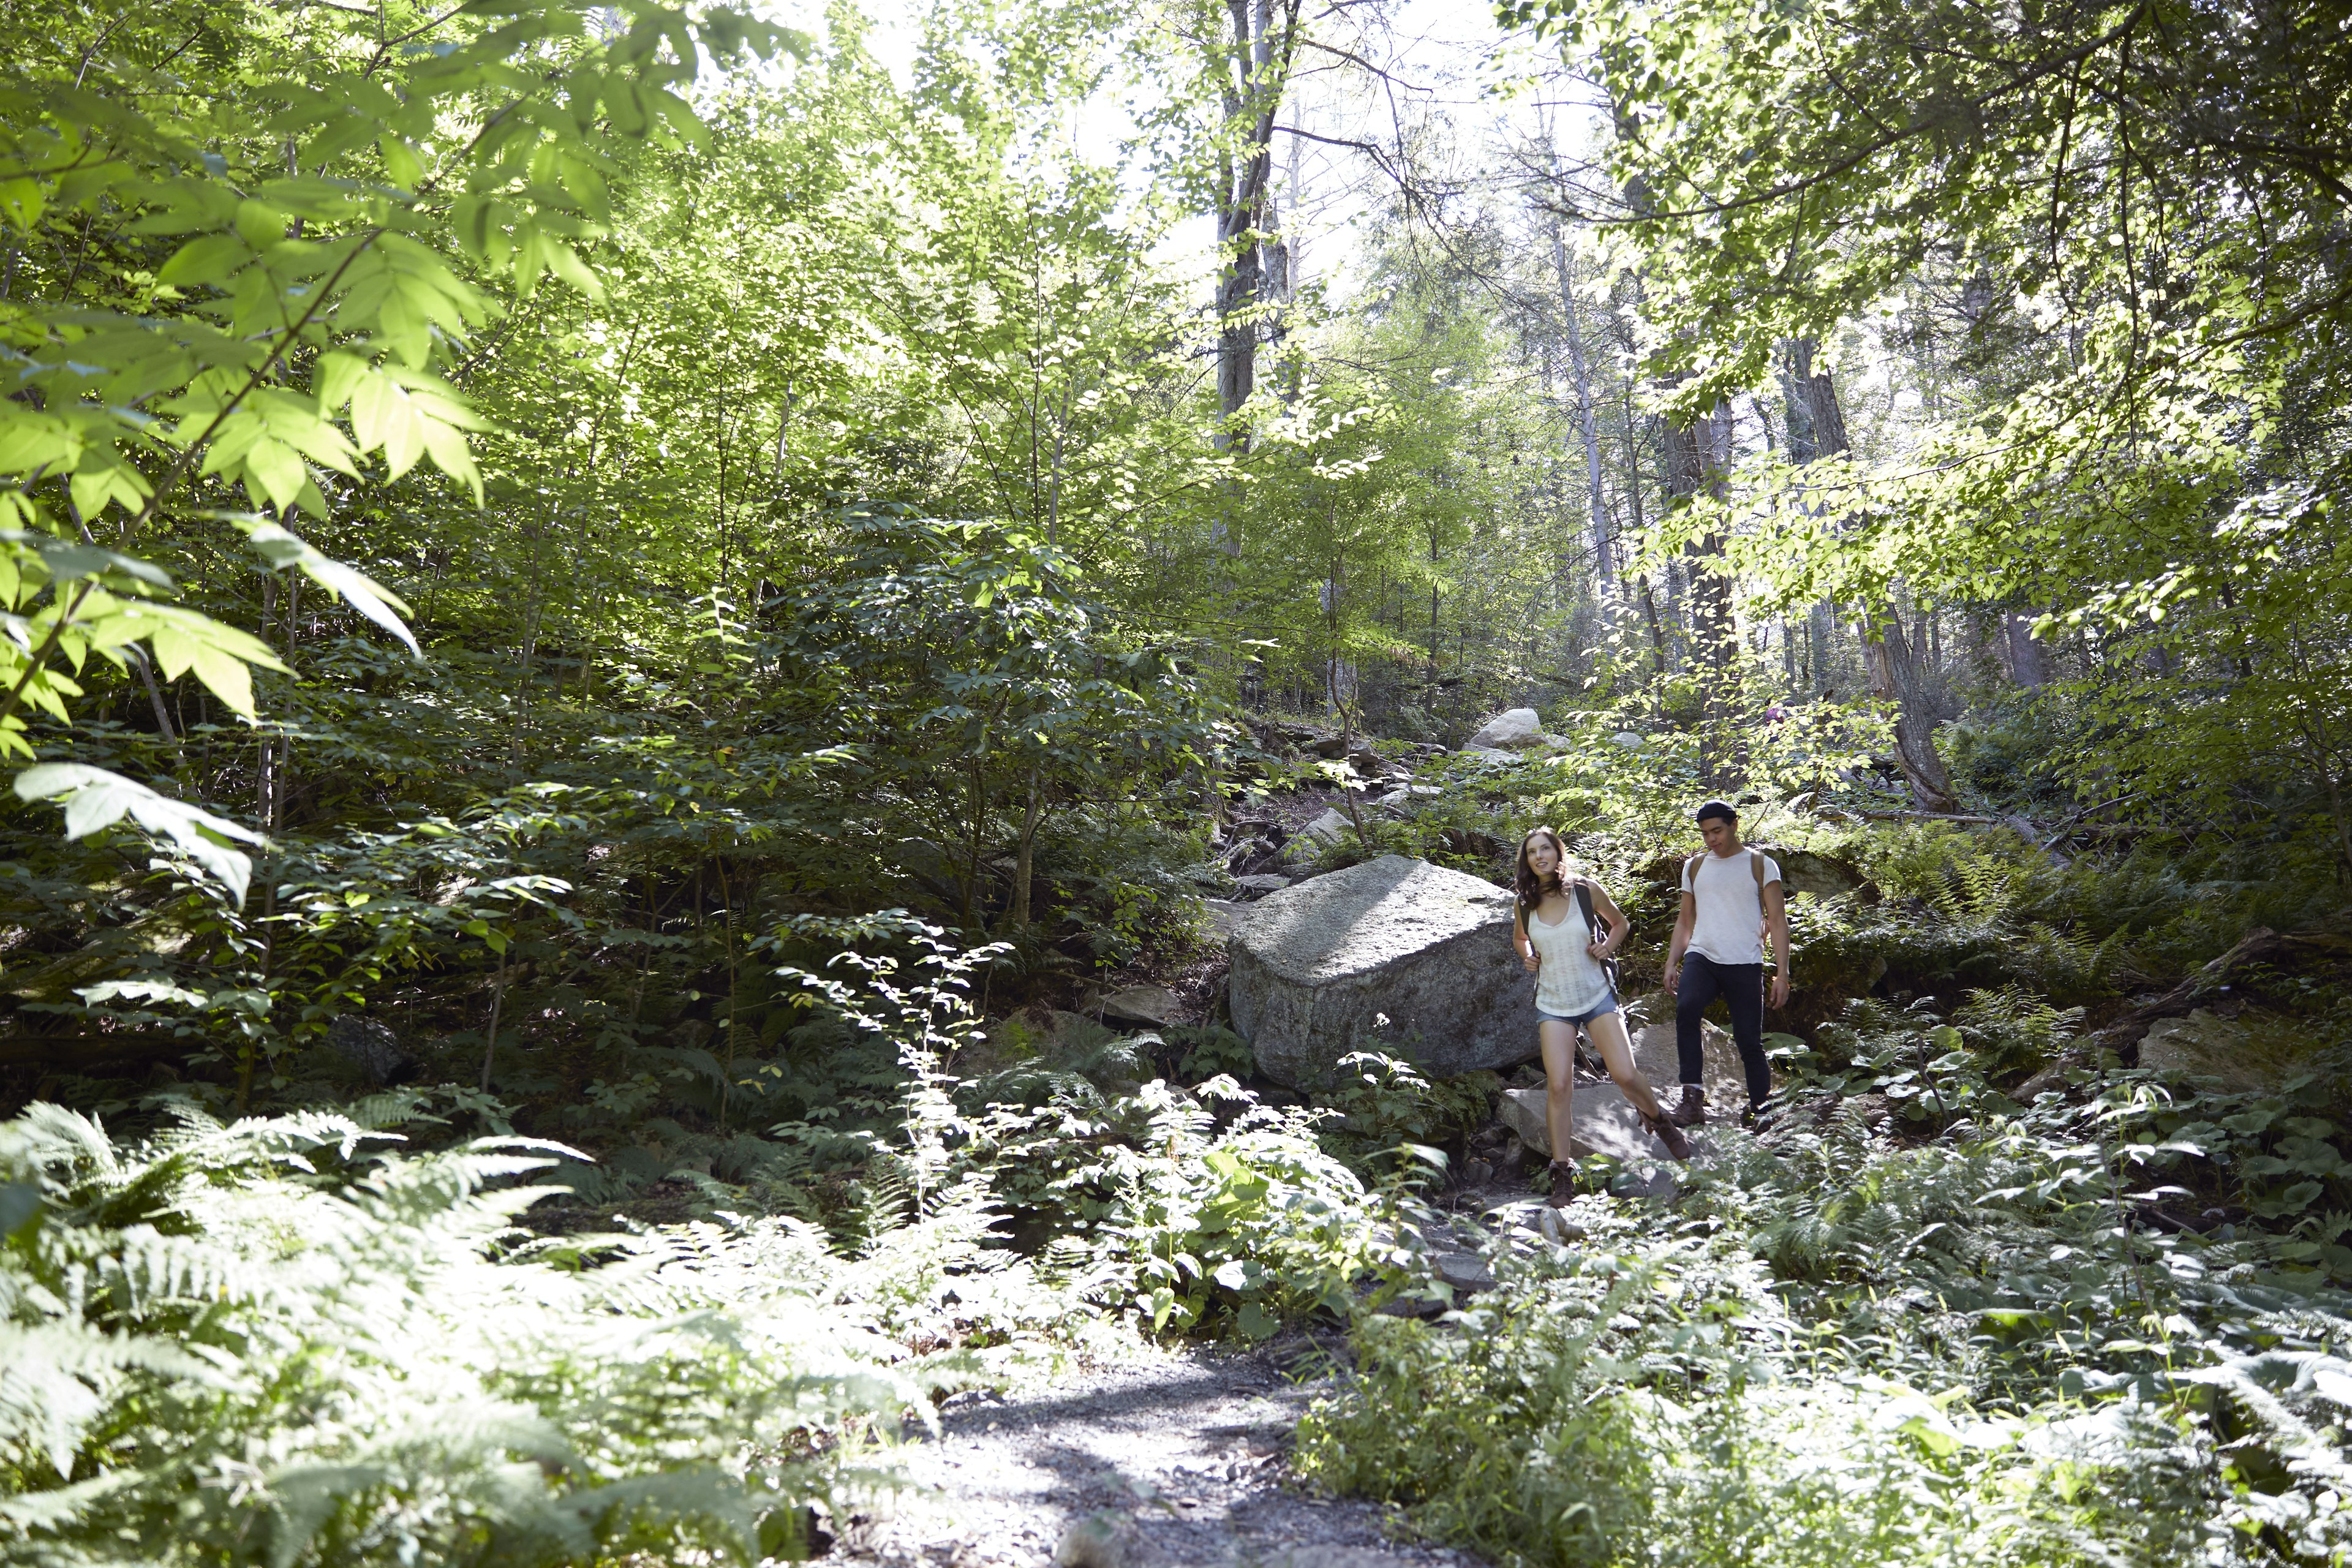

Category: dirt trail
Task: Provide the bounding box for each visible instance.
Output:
[842,1343,1480,1568]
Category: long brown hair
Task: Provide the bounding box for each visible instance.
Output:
[1514,826,1571,920]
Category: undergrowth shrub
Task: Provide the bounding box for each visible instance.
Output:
[0,1099,922,1567]
[1298,1096,2352,1568]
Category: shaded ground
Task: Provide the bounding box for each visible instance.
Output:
[843,1344,1483,1568]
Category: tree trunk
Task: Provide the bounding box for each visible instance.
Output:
[1862,611,1961,812]
[1783,339,1958,801]
[1010,771,1043,929]
[1211,0,1303,454]
[1665,396,1738,783]
[1548,190,1613,588]
[2003,612,2050,687]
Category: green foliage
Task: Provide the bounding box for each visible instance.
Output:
[0,1099,913,1567]
[1299,1100,2352,1567]
[1317,1052,1497,1175]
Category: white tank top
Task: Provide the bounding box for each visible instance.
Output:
[1526,889,1613,1017]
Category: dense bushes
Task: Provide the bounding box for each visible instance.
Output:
[1298,1102,2352,1567]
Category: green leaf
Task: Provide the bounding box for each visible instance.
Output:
[238,521,420,657]
[0,178,42,233]
[14,763,262,904]
[156,234,254,288]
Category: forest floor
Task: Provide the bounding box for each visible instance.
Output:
[843,1339,1484,1568]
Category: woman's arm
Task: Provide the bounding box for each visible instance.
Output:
[1589,881,1631,957]
[1515,905,1539,972]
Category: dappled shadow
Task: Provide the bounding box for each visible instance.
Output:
[1240,854,1508,983]
[919,1365,1287,1444]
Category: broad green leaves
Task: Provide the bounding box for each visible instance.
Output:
[0,0,787,881]
[239,521,421,658]
[0,1,785,535]
[14,762,264,904]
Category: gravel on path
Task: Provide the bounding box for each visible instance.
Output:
[839,1342,1482,1568]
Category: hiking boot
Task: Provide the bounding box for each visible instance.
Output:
[1642,1110,1694,1163]
[1667,1084,1707,1128]
[1546,1160,1577,1207]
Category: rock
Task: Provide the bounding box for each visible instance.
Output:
[1637,845,1875,902]
[1753,844,1878,902]
[1292,806,1356,848]
[1232,873,1293,897]
[1374,785,1442,810]
[1099,984,1182,1028]
[1498,1084,1674,1163]
[1495,1086,1549,1152]
[2012,1063,2075,1101]
[326,1016,410,1085]
[1458,746,1521,765]
[1624,1001,1749,1107]
[1431,1251,1494,1291]
[2138,1007,2313,1090]
[1306,733,1350,758]
[1228,855,1539,1087]
[1464,707,1544,750]
[1053,1511,1138,1568]
[1198,898,1249,940]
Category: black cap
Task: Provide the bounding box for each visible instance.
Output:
[1694,799,1739,825]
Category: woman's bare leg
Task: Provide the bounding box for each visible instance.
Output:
[1586,1011,1667,1121]
[1539,1019,1578,1159]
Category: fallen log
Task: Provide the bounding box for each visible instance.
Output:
[0,1034,206,1069]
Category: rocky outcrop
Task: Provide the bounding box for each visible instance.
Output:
[1228,855,1537,1087]
[328,1016,410,1085]
[1637,843,1877,903]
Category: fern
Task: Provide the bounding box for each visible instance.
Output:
[0,1103,924,1566]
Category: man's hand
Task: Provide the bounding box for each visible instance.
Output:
[1769,973,1791,1009]
[1662,962,1680,992]
[1521,951,1540,974]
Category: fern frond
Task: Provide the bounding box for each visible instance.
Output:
[0,1322,217,1476]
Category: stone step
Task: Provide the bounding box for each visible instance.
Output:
[1498,1082,1673,1162]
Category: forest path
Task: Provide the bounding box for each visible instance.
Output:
[841,1341,1479,1568]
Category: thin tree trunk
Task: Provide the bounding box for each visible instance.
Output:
[479,944,511,1093]
[1664,393,1738,784]
[1549,199,1613,589]
[1212,0,1303,452]
[1011,771,1043,929]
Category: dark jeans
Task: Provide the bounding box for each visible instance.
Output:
[1677,953,1770,1110]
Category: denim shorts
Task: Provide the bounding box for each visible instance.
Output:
[1537,995,1620,1027]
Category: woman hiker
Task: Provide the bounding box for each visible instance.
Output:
[1513,826,1692,1206]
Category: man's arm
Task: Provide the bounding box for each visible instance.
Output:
[1764,880,1792,1008]
[1663,889,1697,988]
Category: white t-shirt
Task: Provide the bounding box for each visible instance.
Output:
[1680,849,1782,965]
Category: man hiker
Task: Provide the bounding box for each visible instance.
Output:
[1660,799,1791,1126]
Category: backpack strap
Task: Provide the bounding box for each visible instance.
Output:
[1684,853,1706,894]
[1574,876,1621,988]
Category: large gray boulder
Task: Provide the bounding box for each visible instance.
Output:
[1463,707,1544,750]
[1228,855,1537,1087]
